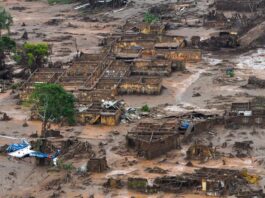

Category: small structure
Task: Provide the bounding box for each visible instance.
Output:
[77,101,122,126]
[186,144,216,161]
[126,121,180,159]
[87,156,108,172]
[118,77,162,95]
[227,97,265,127]
[122,21,166,34]
[132,59,172,76]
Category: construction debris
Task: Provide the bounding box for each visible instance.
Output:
[130,167,258,196]
[233,141,253,158]
[186,144,217,162]
[145,166,168,174]
[215,0,265,12]
[60,138,95,160]
[246,76,265,88]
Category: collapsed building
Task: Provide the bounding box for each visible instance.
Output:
[126,121,180,159]
[199,32,239,50]
[128,167,259,197]
[215,0,265,12]
[247,76,265,88]
[20,20,202,126]
[226,97,265,127]
[186,144,218,161]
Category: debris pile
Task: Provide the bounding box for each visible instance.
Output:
[129,168,259,196]
[215,0,265,12]
[186,144,218,162]
[227,97,265,127]
[199,32,239,51]
[246,76,265,88]
[75,0,128,11]
[0,112,11,121]
[60,138,95,160]
[145,166,168,174]
[233,141,253,158]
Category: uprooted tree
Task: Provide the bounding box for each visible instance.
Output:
[29,83,75,136]
[15,42,49,72]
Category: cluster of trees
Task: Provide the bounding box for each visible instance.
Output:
[0,7,50,74]
[0,7,75,136]
[0,7,15,74]
[15,42,49,72]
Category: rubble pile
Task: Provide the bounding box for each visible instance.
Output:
[60,138,95,160]
[215,0,265,12]
[199,32,239,51]
[186,144,218,162]
[129,168,257,196]
[77,0,128,10]
[233,141,253,158]
[247,76,265,88]
[0,112,11,121]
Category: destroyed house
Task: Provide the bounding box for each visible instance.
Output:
[227,97,265,127]
[215,0,265,12]
[59,53,111,91]
[230,97,265,116]
[113,34,186,52]
[151,168,248,196]
[248,76,265,88]
[118,77,162,95]
[126,121,180,159]
[77,101,121,126]
[19,68,65,100]
[122,21,166,34]
[132,59,172,76]
[194,168,247,196]
[77,89,114,104]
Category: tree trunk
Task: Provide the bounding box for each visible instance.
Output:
[41,120,48,137]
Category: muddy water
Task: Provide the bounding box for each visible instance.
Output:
[235,48,265,70]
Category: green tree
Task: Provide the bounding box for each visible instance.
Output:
[143,12,159,24]
[16,42,49,72]
[0,36,15,72]
[0,7,12,36]
[30,83,75,136]
[0,8,14,76]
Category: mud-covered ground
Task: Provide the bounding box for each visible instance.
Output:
[0,0,265,197]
